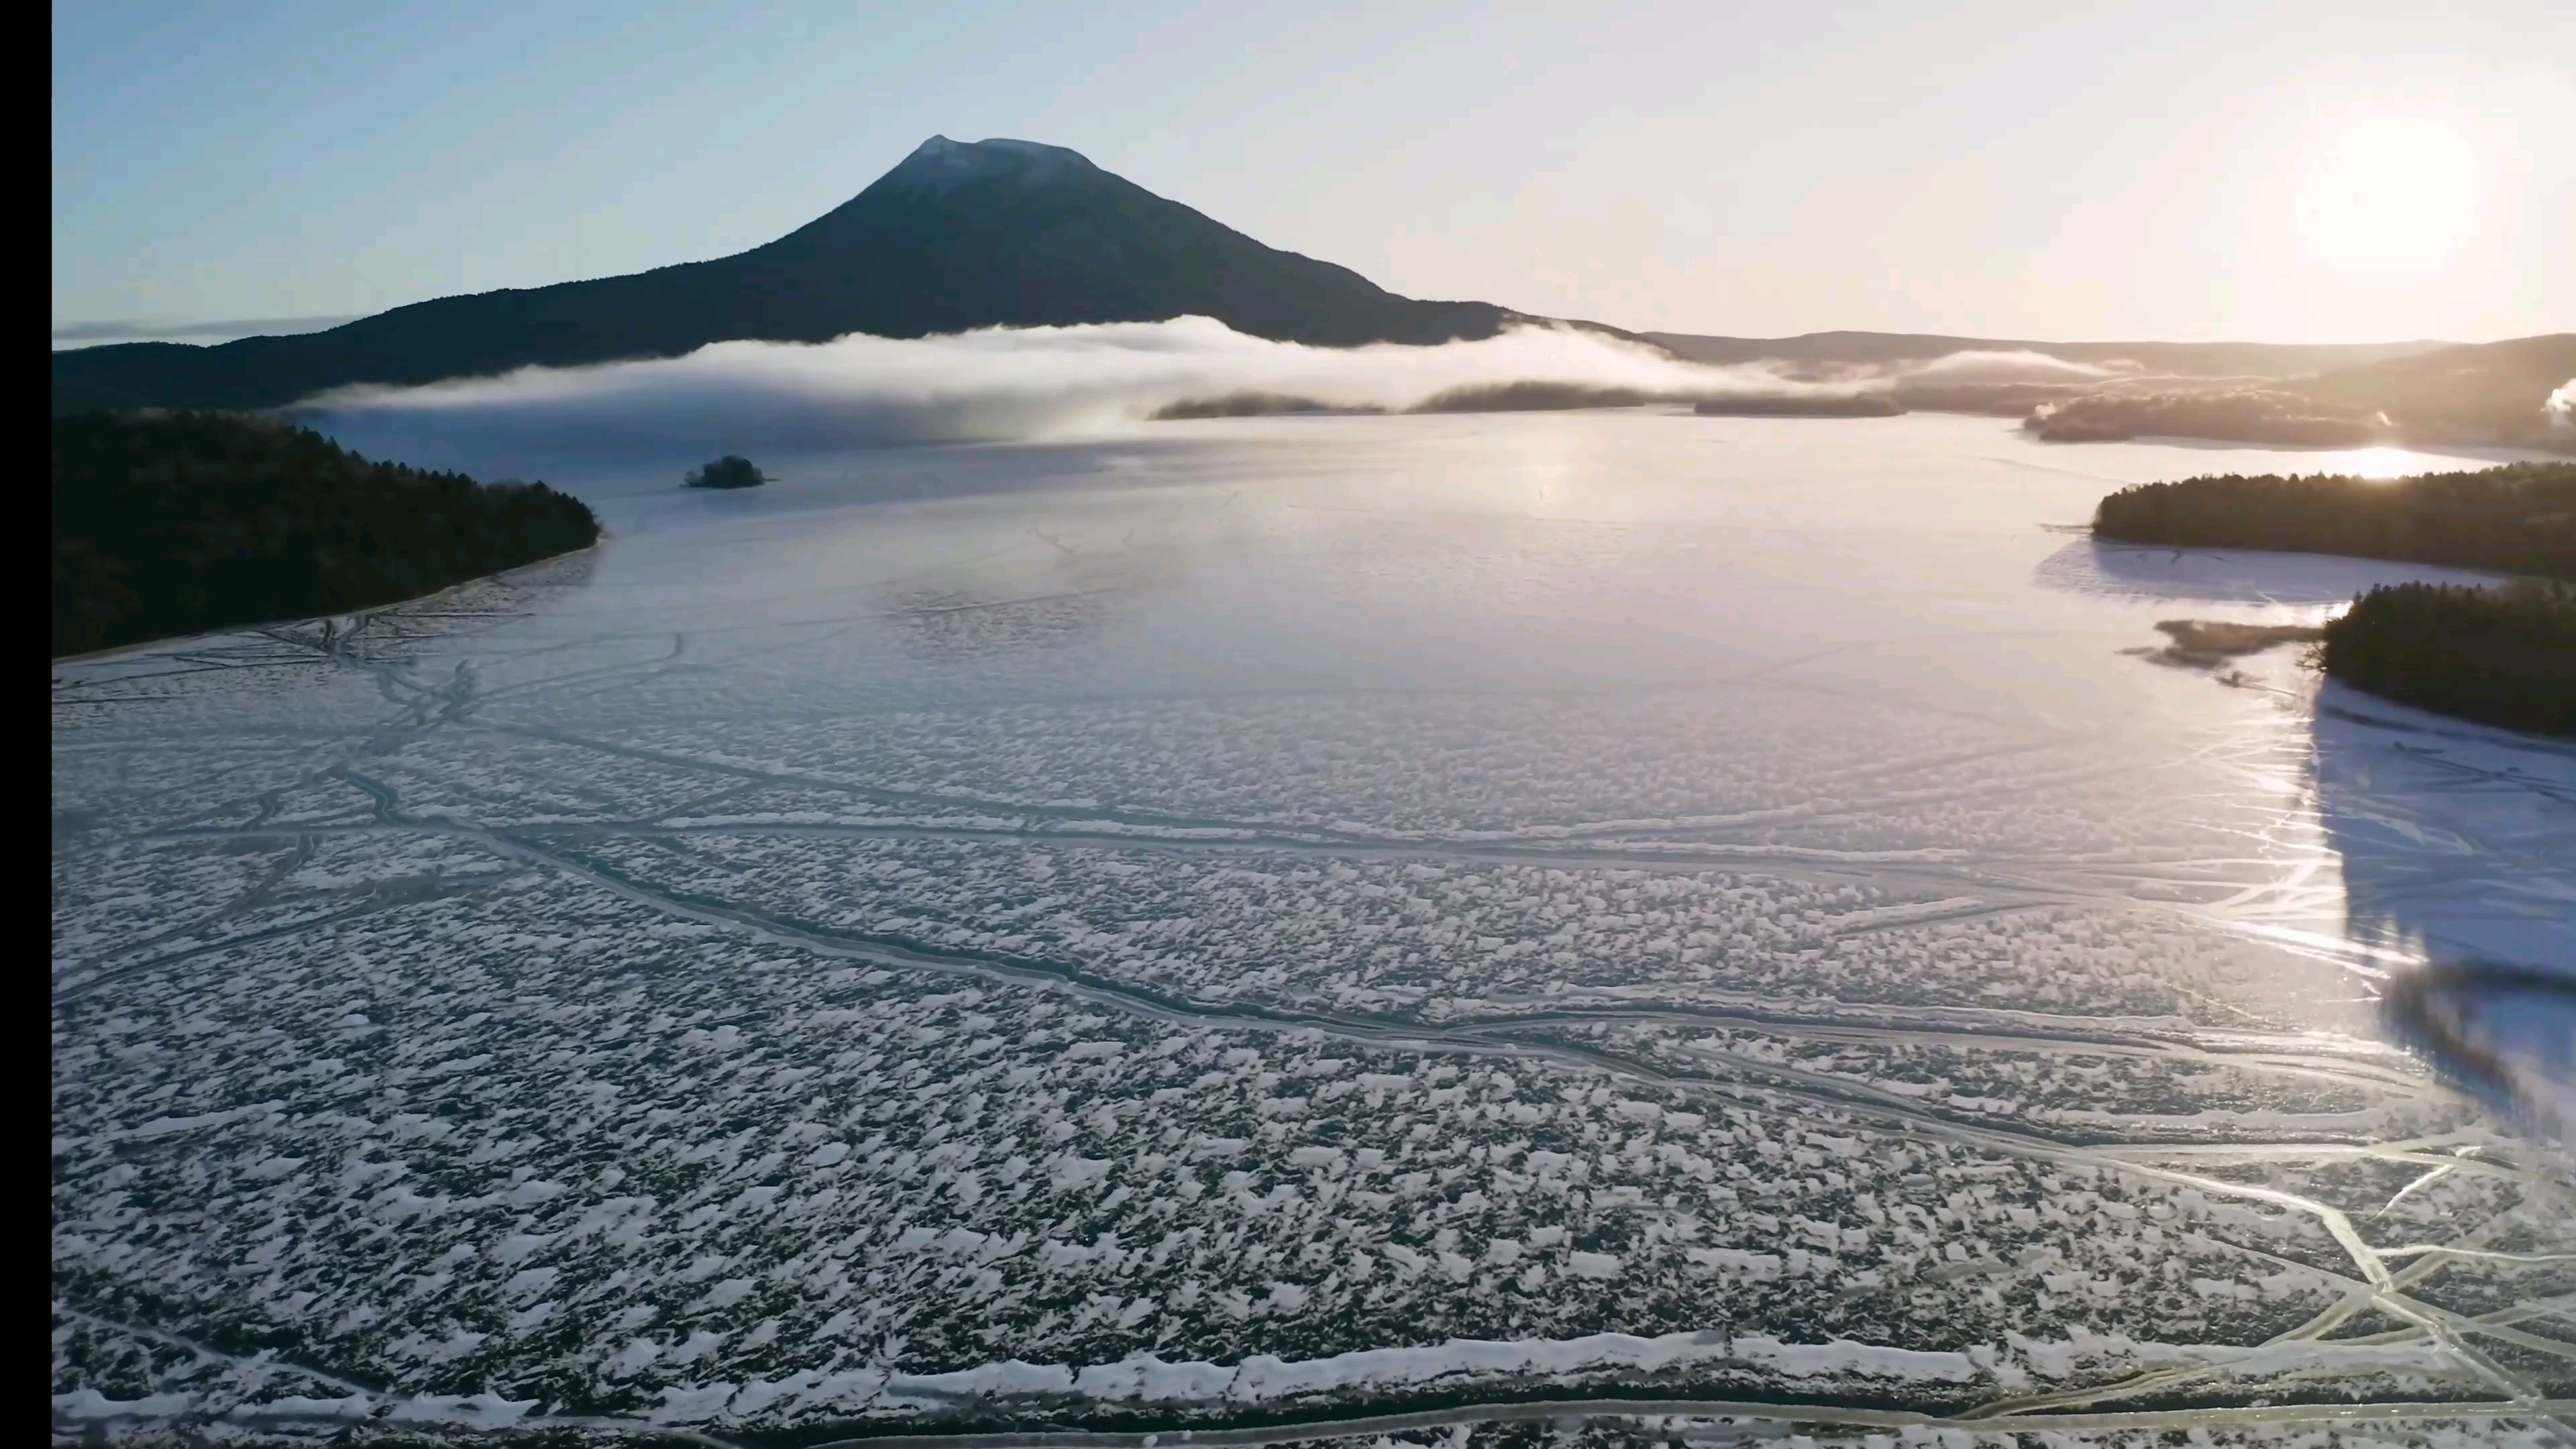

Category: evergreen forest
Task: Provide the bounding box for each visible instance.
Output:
[2092,462,2576,580]
[2321,581,2575,737]
[52,411,599,657]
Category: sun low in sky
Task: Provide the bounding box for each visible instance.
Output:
[49,0,2575,345]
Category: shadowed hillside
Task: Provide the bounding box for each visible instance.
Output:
[2027,335,2576,449]
[51,138,1652,415]
[2296,333,2576,447]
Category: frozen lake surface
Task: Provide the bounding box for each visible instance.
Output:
[50,412,2576,1445]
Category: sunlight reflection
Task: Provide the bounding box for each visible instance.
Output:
[2326,445,2429,480]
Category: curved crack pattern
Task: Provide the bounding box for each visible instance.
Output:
[50,436,2576,1446]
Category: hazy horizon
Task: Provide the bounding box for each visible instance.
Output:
[42,309,2520,354]
[52,1,2573,347]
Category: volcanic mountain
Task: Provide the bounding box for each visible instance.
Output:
[52,137,1552,413]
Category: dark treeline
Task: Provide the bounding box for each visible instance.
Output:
[2031,390,2379,445]
[1151,392,1379,419]
[1885,381,2087,417]
[2321,582,2576,737]
[53,411,600,657]
[1407,381,1660,413]
[2092,462,2576,580]
[1693,394,1905,418]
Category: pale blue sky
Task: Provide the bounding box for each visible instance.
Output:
[52,0,2575,345]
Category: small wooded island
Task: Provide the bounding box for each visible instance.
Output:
[685,455,769,489]
[2092,461,2575,736]
[52,411,600,657]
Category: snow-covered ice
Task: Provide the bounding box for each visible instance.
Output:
[50,411,2576,1444]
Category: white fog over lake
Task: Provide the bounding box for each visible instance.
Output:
[50,409,2576,1443]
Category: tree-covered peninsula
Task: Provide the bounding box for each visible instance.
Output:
[52,411,599,657]
[2322,581,2575,737]
[2092,462,2576,735]
[2090,462,2576,580]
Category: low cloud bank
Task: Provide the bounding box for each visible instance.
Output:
[305,318,1771,458]
[1888,350,2131,386]
[301,317,1966,470]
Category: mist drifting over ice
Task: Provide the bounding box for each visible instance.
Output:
[1889,349,2129,384]
[298,317,2025,473]
[303,319,1747,460]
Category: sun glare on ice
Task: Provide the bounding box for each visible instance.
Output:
[2331,445,2422,480]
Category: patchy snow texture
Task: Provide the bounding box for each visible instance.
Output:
[51,414,2576,1444]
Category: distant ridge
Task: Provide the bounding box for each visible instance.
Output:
[2019,333,2576,450]
[1645,329,2455,378]
[52,136,1632,413]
